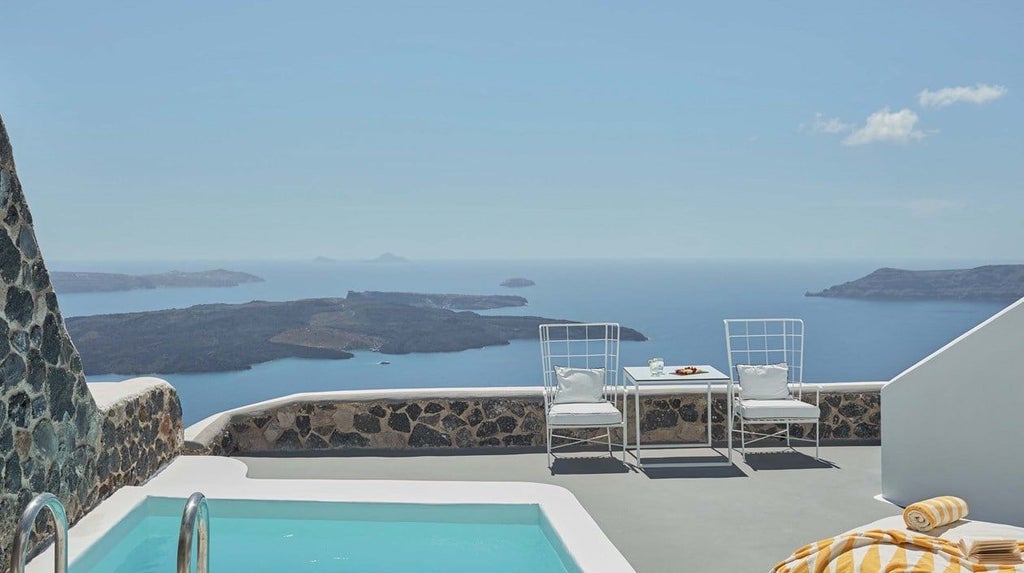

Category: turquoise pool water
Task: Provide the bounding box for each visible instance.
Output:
[71,498,580,573]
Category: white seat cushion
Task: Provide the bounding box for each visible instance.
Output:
[548,402,623,427]
[738,398,819,420]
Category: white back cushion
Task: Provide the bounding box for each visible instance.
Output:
[553,366,606,404]
[736,363,790,400]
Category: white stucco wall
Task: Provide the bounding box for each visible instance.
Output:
[881,297,1024,526]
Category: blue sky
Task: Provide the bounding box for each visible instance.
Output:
[2,2,1021,262]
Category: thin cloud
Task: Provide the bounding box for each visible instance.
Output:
[843,108,926,146]
[918,83,1007,109]
[826,198,963,218]
[905,199,960,218]
[802,112,853,135]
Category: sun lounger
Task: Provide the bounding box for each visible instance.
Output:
[772,514,1024,572]
[845,515,1024,543]
[772,529,1024,572]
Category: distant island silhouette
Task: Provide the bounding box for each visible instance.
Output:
[807,265,1024,303]
[365,252,408,263]
[312,256,336,263]
[501,278,535,288]
[51,269,264,293]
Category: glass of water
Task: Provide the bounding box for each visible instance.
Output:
[648,357,664,376]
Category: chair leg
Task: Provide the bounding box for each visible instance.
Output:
[740,417,746,461]
[815,422,820,460]
[786,422,791,447]
[621,424,628,466]
[606,430,612,454]
[547,427,553,469]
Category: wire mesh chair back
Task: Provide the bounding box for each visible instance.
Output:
[539,323,621,406]
[724,318,804,397]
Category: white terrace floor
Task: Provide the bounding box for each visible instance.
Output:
[240,445,896,573]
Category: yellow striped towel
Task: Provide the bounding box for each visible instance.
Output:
[904,496,970,532]
[771,529,1024,573]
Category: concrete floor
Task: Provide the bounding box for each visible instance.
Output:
[239,446,897,573]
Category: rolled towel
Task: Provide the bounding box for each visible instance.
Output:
[903,496,969,532]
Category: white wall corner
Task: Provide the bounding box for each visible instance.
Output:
[881,297,1024,525]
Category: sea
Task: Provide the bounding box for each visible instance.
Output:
[53,259,1005,425]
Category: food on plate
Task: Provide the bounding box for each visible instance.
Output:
[674,366,702,376]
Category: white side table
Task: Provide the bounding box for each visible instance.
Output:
[623,365,733,468]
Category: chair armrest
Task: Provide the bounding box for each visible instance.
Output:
[542,387,555,410]
[790,383,823,403]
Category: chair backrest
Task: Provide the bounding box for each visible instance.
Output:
[539,323,621,408]
[724,318,804,397]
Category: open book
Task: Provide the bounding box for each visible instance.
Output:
[957,537,1023,565]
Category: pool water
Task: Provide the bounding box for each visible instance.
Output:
[71,498,581,573]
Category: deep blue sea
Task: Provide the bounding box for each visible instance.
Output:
[54,259,1005,425]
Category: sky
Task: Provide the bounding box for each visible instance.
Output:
[1,2,1022,262]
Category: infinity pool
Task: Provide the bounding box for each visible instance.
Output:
[70,497,581,573]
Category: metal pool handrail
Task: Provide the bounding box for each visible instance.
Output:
[10,492,69,573]
[177,492,210,573]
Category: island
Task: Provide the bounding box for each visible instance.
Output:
[312,256,336,263]
[345,291,527,310]
[50,269,264,294]
[500,278,535,288]
[365,252,408,263]
[65,292,647,375]
[806,265,1024,303]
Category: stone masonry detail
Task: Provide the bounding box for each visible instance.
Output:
[193,391,880,456]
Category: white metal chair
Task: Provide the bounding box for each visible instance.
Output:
[540,323,627,469]
[724,319,820,460]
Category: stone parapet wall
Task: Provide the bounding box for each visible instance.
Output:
[90,380,183,502]
[187,385,882,456]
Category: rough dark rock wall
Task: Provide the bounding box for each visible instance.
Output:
[0,115,183,569]
[191,391,881,456]
[92,384,183,500]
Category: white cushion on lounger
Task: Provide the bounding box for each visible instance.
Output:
[737,399,819,420]
[548,402,622,426]
[846,515,1024,542]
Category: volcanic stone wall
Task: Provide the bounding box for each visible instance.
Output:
[191,389,880,456]
[90,382,183,500]
[0,115,183,568]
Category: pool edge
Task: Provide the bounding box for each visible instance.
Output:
[26,456,635,573]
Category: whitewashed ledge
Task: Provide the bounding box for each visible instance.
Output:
[185,381,886,450]
[87,376,177,410]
